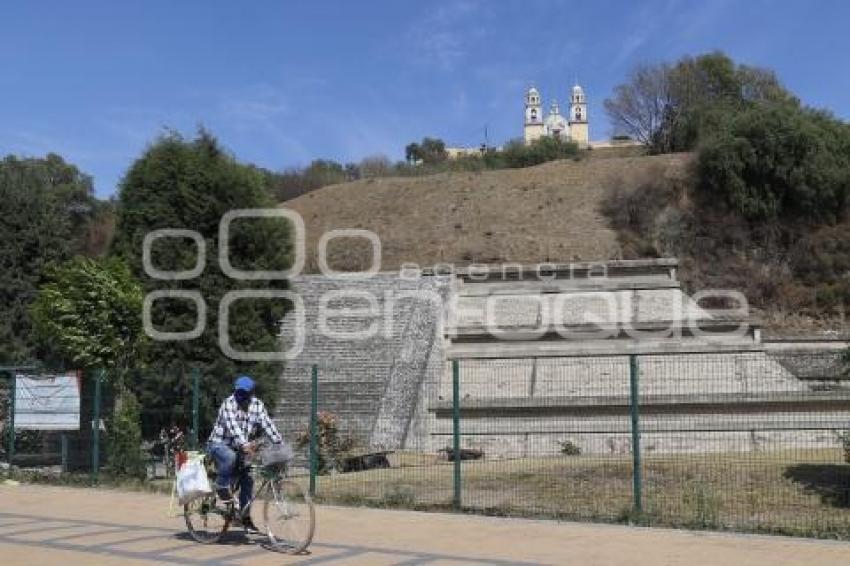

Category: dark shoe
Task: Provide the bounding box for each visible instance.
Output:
[240,516,261,534]
[216,488,233,503]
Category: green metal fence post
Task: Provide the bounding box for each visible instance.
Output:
[61,434,69,473]
[7,373,15,465]
[190,367,200,451]
[91,368,103,485]
[452,359,461,510]
[309,364,318,498]
[629,354,643,515]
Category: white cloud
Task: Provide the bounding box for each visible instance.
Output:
[404,0,491,71]
[219,84,290,122]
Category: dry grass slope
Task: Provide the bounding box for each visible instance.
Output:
[282,153,692,272]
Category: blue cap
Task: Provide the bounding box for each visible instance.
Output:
[234,375,256,392]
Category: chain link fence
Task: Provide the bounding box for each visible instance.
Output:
[4,353,849,538]
[293,352,850,539]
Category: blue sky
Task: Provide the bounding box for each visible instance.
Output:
[2,0,849,197]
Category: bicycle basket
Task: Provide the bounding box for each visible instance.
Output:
[259,442,294,469]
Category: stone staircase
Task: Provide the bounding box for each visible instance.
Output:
[275,274,449,449]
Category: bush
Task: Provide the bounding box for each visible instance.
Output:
[106,390,146,478]
[359,155,393,179]
[501,137,581,168]
[295,410,355,474]
[14,429,45,455]
[270,137,586,201]
[697,103,850,223]
[601,164,687,259]
[558,439,582,456]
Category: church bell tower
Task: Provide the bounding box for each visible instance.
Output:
[568,84,589,147]
[524,86,545,144]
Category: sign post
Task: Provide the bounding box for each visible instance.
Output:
[7,374,15,465]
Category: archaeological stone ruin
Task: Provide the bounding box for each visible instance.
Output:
[277,258,850,457]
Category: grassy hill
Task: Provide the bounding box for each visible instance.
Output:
[282,150,848,334]
[283,152,691,273]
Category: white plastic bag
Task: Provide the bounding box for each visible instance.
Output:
[176,454,212,505]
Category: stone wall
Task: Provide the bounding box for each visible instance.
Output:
[424,352,850,458]
[453,288,706,328]
[437,353,805,401]
[766,348,847,385]
[431,413,849,458]
[276,274,450,450]
[274,261,850,459]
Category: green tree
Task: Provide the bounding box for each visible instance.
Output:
[404,142,421,164]
[30,256,147,475]
[110,130,293,439]
[0,154,103,363]
[605,51,795,153]
[404,137,447,165]
[418,137,447,165]
[697,104,850,222]
[30,257,145,374]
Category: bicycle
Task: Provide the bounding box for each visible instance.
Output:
[183,442,315,554]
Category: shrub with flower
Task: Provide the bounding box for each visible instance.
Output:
[296,410,354,474]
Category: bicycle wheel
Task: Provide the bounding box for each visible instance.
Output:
[184,493,231,543]
[261,478,315,553]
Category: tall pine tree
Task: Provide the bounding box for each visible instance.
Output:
[111,130,294,439]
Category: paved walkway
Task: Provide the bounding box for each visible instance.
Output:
[1,484,849,565]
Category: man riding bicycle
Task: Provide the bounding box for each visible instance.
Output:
[207,375,283,533]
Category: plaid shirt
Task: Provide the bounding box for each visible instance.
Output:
[208,395,282,448]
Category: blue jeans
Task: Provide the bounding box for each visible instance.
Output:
[207,442,254,511]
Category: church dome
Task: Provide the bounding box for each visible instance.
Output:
[572,84,584,95]
[545,100,569,136]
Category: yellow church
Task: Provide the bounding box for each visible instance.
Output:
[445,82,596,158]
[523,84,589,147]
